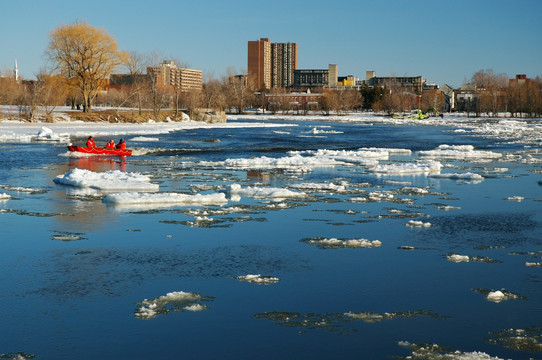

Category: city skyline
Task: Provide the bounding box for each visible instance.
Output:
[1,0,541,88]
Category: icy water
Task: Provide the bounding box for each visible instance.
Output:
[1,115,542,359]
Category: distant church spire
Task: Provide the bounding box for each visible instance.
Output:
[14,58,19,81]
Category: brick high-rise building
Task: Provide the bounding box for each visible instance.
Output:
[248,38,271,89]
[248,38,297,89]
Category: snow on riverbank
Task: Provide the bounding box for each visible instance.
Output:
[0,118,295,143]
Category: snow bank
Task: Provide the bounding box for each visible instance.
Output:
[53,168,159,191]
[103,192,227,206]
[0,118,295,143]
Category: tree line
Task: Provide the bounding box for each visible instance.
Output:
[1,22,541,121]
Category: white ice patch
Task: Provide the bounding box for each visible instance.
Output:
[236,274,280,284]
[227,183,305,199]
[447,254,470,262]
[429,172,484,181]
[53,168,159,191]
[103,192,227,206]
[406,220,431,227]
[486,291,506,302]
[135,290,209,319]
[308,127,343,134]
[505,196,525,202]
[368,161,442,175]
[290,181,348,193]
[418,144,502,159]
[130,136,160,141]
[306,238,382,249]
[35,126,70,142]
[0,193,11,200]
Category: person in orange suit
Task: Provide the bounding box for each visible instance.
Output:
[105,139,116,149]
[116,139,127,150]
[86,136,96,147]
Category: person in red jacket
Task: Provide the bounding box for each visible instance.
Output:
[105,139,115,149]
[86,136,96,147]
[116,139,126,150]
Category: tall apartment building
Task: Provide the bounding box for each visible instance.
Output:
[248,38,271,89]
[248,38,297,89]
[271,42,298,88]
[147,60,203,92]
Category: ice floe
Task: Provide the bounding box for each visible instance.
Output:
[301,237,382,249]
[54,168,159,192]
[447,254,470,262]
[135,290,213,319]
[487,327,542,353]
[429,172,484,181]
[406,220,431,227]
[475,289,525,303]
[236,274,280,284]
[255,309,446,334]
[290,181,348,193]
[103,192,228,206]
[227,183,306,199]
[418,144,502,159]
[505,195,525,202]
[397,342,505,360]
[368,161,442,175]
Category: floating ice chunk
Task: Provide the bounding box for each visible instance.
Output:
[227,183,305,199]
[290,182,347,193]
[183,304,206,312]
[429,172,484,181]
[418,144,502,159]
[54,168,159,191]
[130,136,160,141]
[103,192,227,206]
[447,254,470,262]
[398,341,506,359]
[236,274,280,284]
[406,220,431,227]
[36,126,69,141]
[505,196,525,202]
[135,290,211,319]
[368,161,442,174]
[309,127,343,134]
[303,237,382,249]
[486,290,505,302]
[220,154,343,169]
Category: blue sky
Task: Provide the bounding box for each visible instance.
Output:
[1,0,540,88]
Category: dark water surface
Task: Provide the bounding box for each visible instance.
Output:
[0,117,541,359]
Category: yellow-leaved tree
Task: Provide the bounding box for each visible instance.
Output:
[47,22,128,113]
